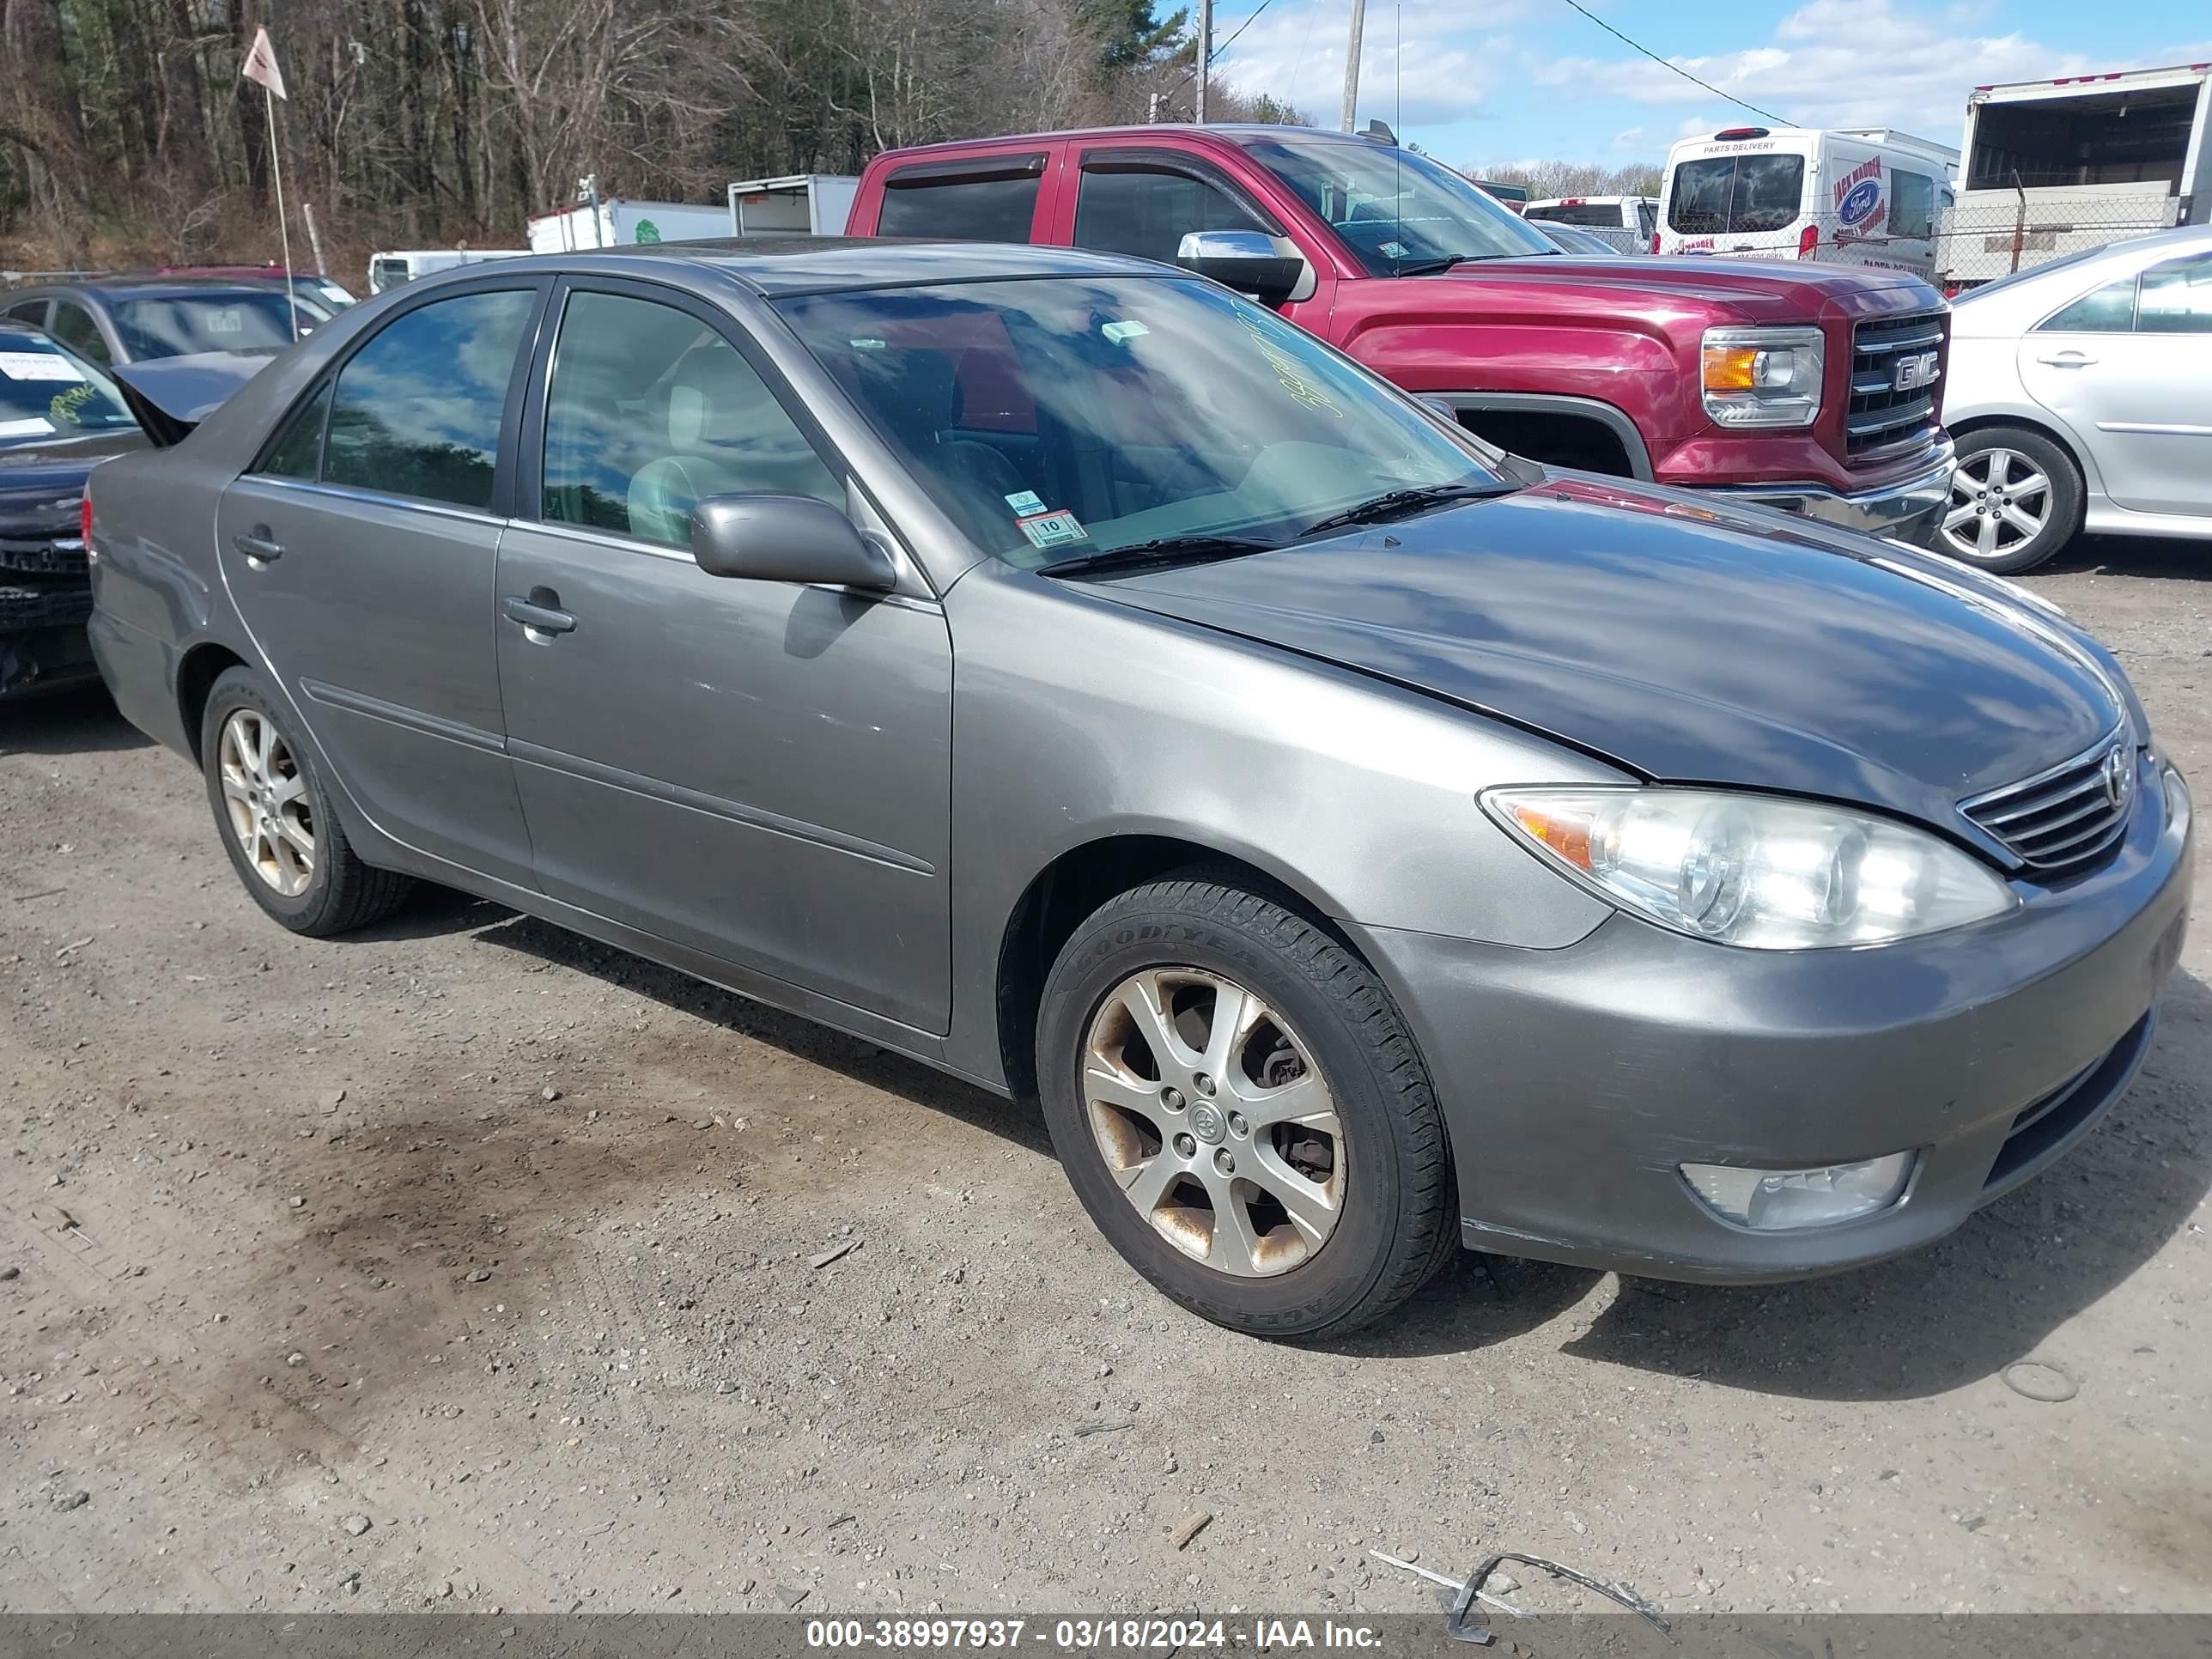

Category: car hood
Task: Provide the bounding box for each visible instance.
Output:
[1415,254,1940,320]
[1080,477,2126,841]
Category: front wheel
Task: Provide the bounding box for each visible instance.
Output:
[1936,426,2084,574]
[1036,872,1455,1339]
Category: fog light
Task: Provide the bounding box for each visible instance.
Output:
[1681,1152,1914,1231]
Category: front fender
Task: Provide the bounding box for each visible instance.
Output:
[938,560,1622,1088]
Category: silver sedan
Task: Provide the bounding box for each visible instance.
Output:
[84,240,2191,1337]
[1941,224,2212,571]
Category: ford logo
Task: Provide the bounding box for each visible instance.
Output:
[1838,178,1881,227]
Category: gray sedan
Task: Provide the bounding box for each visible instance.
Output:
[86,240,2191,1337]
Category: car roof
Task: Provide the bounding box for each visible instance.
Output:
[0,319,54,340]
[407,236,1175,298]
[862,123,1376,161]
[14,276,300,301]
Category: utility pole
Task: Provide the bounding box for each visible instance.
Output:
[1194,0,1211,123]
[1148,91,1163,123]
[301,201,328,276]
[1340,0,1365,131]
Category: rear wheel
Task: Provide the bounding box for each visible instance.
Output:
[200,666,412,936]
[1036,872,1455,1339]
[1936,426,2083,574]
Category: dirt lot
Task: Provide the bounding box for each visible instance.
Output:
[2,537,2207,1620]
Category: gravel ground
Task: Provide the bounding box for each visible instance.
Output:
[1,536,2206,1620]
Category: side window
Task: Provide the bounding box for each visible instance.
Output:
[254,380,334,479]
[5,300,50,327]
[541,289,843,550]
[324,288,534,510]
[1073,161,1270,264]
[2040,277,2138,333]
[2136,256,2212,335]
[1891,170,1935,241]
[52,302,111,366]
[877,160,1044,241]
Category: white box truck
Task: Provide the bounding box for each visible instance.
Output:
[367,248,531,294]
[1656,125,1960,276]
[526,200,731,253]
[1941,62,2212,288]
[726,174,860,237]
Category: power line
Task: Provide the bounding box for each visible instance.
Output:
[1553,0,1796,129]
[1209,0,1277,61]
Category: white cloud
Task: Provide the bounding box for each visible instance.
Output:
[1609,125,1646,151]
[1533,0,2212,142]
[1213,0,1523,127]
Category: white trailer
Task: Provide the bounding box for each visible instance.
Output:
[726,173,860,238]
[1942,62,2212,287]
[526,200,732,253]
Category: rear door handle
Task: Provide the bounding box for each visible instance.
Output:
[232,527,283,562]
[502,592,575,635]
[2035,351,2097,367]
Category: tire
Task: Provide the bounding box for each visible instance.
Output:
[199,665,412,937]
[1936,425,2084,574]
[1036,871,1455,1339]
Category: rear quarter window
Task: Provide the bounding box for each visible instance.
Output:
[878,161,1045,241]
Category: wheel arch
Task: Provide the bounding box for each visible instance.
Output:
[176,640,250,763]
[993,833,1377,1100]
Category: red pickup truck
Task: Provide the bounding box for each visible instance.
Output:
[847,124,1956,543]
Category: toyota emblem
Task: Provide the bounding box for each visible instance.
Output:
[2101,744,2131,811]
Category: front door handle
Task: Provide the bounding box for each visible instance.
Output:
[2035,351,2097,367]
[502,590,575,635]
[233,526,284,562]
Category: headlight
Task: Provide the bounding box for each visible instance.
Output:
[1485,787,2015,949]
[1700,325,1823,428]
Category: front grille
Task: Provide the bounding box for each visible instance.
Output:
[1960,729,2136,876]
[1846,310,1945,463]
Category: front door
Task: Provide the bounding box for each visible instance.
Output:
[493,279,954,1033]
[2021,249,2212,518]
[213,281,544,885]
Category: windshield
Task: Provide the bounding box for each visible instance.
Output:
[0,337,136,442]
[776,276,1510,568]
[108,291,307,359]
[1243,138,1558,274]
[1667,155,1807,235]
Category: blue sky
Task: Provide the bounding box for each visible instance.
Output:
[1211,0,2212,173]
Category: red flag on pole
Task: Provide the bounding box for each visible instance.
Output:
[242,26,287,100]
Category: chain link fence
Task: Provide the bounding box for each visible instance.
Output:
[1933,191,2186,287]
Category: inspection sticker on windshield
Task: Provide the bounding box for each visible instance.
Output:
[0,352,83,383]
[1016,509,1089,550]
[1003,489,1046,514]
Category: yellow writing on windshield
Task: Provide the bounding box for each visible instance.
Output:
[1233,305,1343,419]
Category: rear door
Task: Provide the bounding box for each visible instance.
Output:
[493,276,955,1032]
[2021,249,2212,515]
[213,277,546,885]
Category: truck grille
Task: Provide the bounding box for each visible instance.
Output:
[1846,311,1945,463]
[1960,729,2136,876]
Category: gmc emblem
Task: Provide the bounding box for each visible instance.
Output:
[1893,350,1940,393]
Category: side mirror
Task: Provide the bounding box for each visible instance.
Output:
[691,495,897,590]
[1175,230,1307,307]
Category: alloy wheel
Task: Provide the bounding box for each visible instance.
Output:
[216,708,316,897]
[1939,445,2052,563]
[1080,967,1346,1276]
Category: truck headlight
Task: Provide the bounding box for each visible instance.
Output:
[1485,787,2015,949]
[1700,325,1823,428]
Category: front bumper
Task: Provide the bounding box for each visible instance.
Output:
[1707,441,1954,546]
[1350,751,2191,1284]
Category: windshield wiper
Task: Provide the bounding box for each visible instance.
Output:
[1296,481,1516,539]
[1036,533,1277,579]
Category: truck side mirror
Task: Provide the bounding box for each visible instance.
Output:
[1175,230,1307,308]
